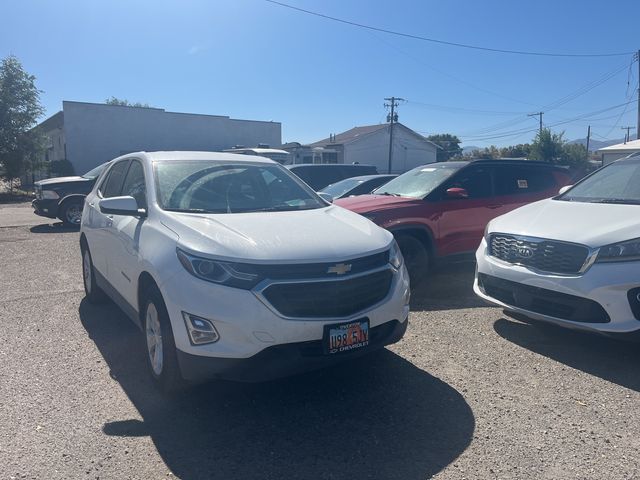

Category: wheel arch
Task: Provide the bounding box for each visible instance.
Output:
[138,271,161,322]
[388,224,436,257]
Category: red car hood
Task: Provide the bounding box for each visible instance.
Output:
[335,194,421,213]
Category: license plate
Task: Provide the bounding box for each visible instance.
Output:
[324,319,369,355]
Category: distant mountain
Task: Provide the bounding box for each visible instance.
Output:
[462,146,480,154]
[568,138,624,151]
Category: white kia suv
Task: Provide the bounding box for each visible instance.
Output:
[80,152,410,390]
[475,153,640,338]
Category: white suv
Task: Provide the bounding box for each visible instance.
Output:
[475,153,640,338]
[80,152,410,390]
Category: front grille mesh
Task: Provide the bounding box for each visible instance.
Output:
[489,234,589,275]
[262,269,393,318]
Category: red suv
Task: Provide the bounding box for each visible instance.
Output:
[335,160,572,285]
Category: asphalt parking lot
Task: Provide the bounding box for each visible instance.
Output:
[2,202,640,479]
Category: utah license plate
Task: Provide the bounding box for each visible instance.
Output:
[324,319,369,355]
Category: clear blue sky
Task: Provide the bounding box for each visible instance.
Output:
[2,0,639,148]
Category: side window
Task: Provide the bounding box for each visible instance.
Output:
[494,166,556,196]
[121,160,147,208]
[101,161,130,198]
[445,167,492,199]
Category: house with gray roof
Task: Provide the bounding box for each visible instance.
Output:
[283,123,438,173]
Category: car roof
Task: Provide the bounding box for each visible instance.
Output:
[121,151,277,164]
[468,158,567,170]
[287,163,376,169]
[333,174,396,182]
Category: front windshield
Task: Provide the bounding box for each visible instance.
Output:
[559,158,640,205]
[82,163,107,179]
[320,178,364,198]
[373,164,460,198]
[154,160,326,213]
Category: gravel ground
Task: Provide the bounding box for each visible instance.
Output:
[1,204,640,479]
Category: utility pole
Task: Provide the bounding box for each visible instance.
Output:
[637,50,640,140]
[621,126,635,144]
[384,97,404,173]
[528,112,544,135]
[586,125,591,160]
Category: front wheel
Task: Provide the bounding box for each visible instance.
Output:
[82,246,107,304]
[59,198,84,226]
[396,235,430,288]
[143,287,184,393]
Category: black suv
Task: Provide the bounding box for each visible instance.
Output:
[32,163,108,225]
[286,164,378,190]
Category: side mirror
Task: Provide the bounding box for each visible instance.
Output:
[446,187,469,199]
[558,185,573,195]
[99,196,146,217]
[318,192,334,204]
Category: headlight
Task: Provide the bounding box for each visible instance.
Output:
[41,190,60,200]
[389,240,404,269]
[177,248,261,289]
[596,238,640,263]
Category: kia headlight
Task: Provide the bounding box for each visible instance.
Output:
[177,249,262,289]
[596,238,640,263]
[389,240,404,269]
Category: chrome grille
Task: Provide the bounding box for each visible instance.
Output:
[489,234,590,275]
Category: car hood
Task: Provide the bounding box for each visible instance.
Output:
[335,194,422,213]
[489,198,640,248]
[35,176,88,187]
[160,205,393,263]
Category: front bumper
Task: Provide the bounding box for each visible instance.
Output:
[160,260,411,380]
[177,318,408,382]
[474,237,640,335]
[32,199,59,219]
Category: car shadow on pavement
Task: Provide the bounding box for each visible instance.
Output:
[494,316,640,392]
[79,299,475,480]
[30,222,79,233]
[411,262,485,312]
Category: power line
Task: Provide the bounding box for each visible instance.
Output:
[460,100,637,142]
[265,0,635,58]
[405,100,525,116]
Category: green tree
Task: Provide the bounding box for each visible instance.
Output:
[499,143,531,158]
[529,129,565,163]
[560,142,588,168]
[105,96,152,108]
[0,55,45,191]
[426,133,462,162]
[468,145,501,159]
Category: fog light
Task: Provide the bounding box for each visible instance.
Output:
[182,312,220,345]
[627,288,640,321]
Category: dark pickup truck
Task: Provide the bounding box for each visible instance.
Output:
[32,163,107,225]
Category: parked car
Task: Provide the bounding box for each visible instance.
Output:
[33,163,108,225]
[475,153,640,337]
[80,151,410,391]
[286,164,378,190]
[320,174,397,199]
[335,160,571,286]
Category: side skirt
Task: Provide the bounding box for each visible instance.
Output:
[94,269,142,330]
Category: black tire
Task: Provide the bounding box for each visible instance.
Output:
[81,244,108,304]
[142,286,184,393]
[59,198,84,226]
[396,234,430,288]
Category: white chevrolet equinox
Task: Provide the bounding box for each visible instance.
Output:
[80,152,410,390]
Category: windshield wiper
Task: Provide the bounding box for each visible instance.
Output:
[164,208,227,213]
[591,198,640,205]
[376,192,401,197]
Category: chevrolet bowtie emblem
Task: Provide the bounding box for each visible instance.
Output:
[327,263,352,275]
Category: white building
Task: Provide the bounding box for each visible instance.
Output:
[37,101,282,175]
[283,123,438,173]
[597,139,640,165]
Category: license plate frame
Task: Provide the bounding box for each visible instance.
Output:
[323,318,370,355]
